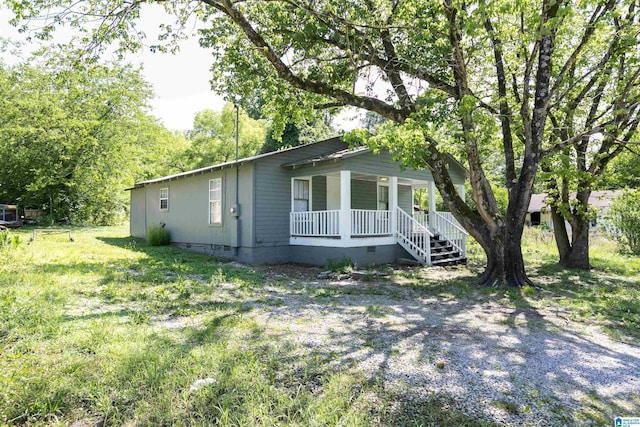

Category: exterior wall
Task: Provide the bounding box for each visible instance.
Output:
[253,138,348,248]
[312,175,327,211]
[130,187,147,238]
[398,184,412,212]
[342,151,466,185]
[351,179,377,209]
[326,176,341,210]
[132,163,254,250]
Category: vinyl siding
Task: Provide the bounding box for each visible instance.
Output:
[351,179,377,209]
[398,185,413,213]
[312,175,327,211]
[131,163,254,248]
[342,151,466,185]
[254,138,348,246]
[129,187,147,238]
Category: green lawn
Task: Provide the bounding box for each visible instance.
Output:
[0,225,638,426]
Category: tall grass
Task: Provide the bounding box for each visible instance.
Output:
[2,225,637,425]
[0,225,490,426]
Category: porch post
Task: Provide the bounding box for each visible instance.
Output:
[340,170,351,241]
[428,180,436,228]
[390,176,398,234]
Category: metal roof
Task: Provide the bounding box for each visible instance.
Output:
[527,190,624,212]
[126,137,342,190]
[281,146,369,169]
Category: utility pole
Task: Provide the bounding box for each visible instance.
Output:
[234,103,241,255]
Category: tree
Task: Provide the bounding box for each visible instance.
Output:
[0,55,182,224]
[8,0,640,286]
[261,118,336,154]
[596,149,640,190]
[182,104,267,169]
[537,13,640,269]
[610,189,640,255]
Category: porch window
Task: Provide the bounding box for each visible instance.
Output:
[160,188,169,211]
[377,184,389,210]
[209,178,222,225]
[293,179,310,212]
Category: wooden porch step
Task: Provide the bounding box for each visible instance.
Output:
[431,256,467,266]
[431,249,459,258]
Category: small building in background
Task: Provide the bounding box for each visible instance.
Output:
[526,190,624,230]
[0,204,22,228]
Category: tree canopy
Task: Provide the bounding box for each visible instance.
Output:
[7,0,640,285]
[181,104,268,169]
[0,56,185,224]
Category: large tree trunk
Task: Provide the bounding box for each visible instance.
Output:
[550,191,592,270]
[434,150,534,288]
[551,206,592,270]
[476,226,532,287]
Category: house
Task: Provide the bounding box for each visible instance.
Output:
[128,137,468,266]
[0,204,21,228]
[526,190,624,229]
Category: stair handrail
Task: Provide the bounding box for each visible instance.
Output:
[396,207,432,264]
[430,211,467,257]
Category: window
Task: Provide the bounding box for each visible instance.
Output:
[377,184,389,210]
[209,178,222,225]
[160,188,169,211]
[293,179,310,212]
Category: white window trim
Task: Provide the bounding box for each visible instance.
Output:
[209,178,223,226]
[291,177,313,212]
[159,187,169,212]
[377,182,389,211]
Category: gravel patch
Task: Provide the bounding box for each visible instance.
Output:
[245,267,640,426]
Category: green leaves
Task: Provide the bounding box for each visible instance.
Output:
[0,56,177,225]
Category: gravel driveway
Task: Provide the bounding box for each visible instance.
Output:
[238,264,640,426]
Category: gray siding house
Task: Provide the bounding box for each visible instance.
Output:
[128,137,468,266]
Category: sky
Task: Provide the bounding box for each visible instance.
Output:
[1,5,225,131]
[0,4,359,132]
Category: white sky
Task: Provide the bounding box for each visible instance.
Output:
[0,4,359,132]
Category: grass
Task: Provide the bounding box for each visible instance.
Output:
[1,224,638,425]
[0,225,495,426]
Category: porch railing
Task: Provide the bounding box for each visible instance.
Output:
[430,211,467,257]
[290,210,340,237]
[351,209,391,236]
[396,207,433,264]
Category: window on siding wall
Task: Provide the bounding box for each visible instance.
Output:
[293,179,310,212]
[160,188,169,211]
[209,178,222,225]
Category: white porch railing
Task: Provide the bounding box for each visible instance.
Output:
[290,210,340,237]
[396,207,433,264]
[430,211,467,257]
[351,209,391,236]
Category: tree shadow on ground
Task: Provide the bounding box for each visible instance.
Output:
[89,235,640,425]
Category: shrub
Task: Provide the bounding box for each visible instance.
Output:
[0,230,21,252]
[147,224,171,246]
[610,189,640,255]
[327,257,355,273]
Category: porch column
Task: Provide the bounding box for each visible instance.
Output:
[390,176,398,234]
[340,170,351,241]
[428,180,436,228]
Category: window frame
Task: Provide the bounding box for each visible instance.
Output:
[159,187,169,211]
[291,178,312,212]
[209,178,223,226]
[377,183,389,211]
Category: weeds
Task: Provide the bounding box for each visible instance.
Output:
[147,223,171,246]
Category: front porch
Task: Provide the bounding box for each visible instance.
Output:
[288,170,467,265]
